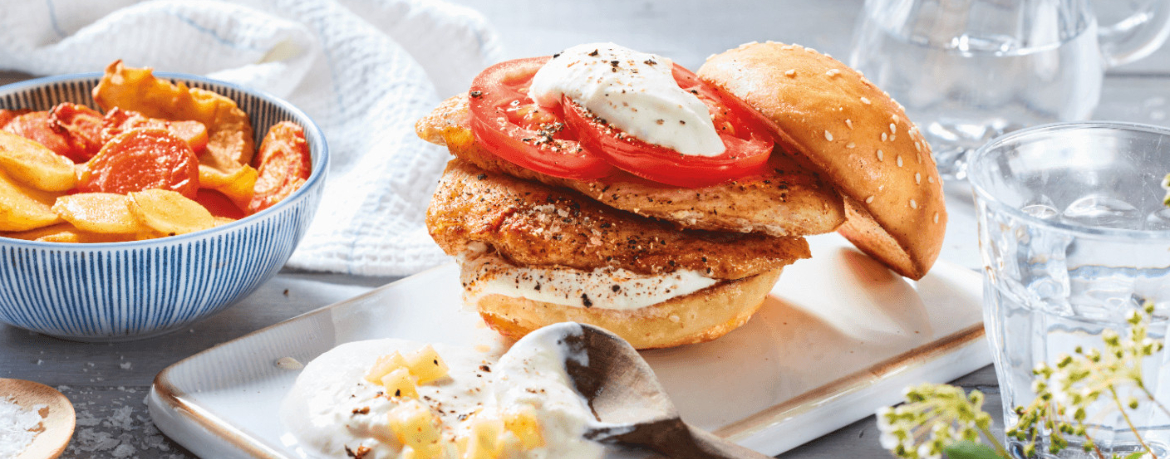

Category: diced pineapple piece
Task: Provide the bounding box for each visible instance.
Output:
[406,345,450,384]
[388,400,441,451]
[381,367,419,399]
[364,351,408,385]
[503,405,544,450]
[401,445,444,459]
[463,412,504,459]
[496,432,523,459]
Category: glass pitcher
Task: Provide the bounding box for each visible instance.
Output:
[849,0,1170,180]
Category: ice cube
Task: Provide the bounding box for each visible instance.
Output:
[1145,208,1170,231]
[1061,194,1141,229]
[1021,195,1059,220]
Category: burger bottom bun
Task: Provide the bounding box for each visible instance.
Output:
[473,269,783,350]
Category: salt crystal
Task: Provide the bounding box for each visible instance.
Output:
[0,397,45,459]
[111,443,136,458]
[276,357,304,370]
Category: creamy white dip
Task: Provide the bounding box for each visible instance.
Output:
[528,43,725,157]
[460,251,717,311]
[281,337,603,459]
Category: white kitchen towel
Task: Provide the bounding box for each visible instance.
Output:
[0,0,502,276]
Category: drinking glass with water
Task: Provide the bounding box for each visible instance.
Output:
[851,0,1170,180]
[970,122,1170,458]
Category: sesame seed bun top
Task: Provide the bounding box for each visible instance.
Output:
[697,41,947,280]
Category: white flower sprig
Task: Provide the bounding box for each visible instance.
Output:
[876,384,1004,459]
[878,302,1167,459]
[1162,173,1170,206]
[1010,302,1167,458]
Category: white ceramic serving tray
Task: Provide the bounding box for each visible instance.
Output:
[149,234,991,458]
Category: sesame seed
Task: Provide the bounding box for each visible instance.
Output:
[782,45,795,50]
[897,156,903,167]
[889,123,897,133]
[846,142,856,148]
[933,212,939,224]
[881,132,888,141]
[827,69,840,77]
[915,172,921,184]
[876,149,884,161]
[825,130,833,141]
[892,115,900,124]
[865,195,874,204]
[914,141,922,152]
[845,119,853,129]
[890,134,897,142]
[860,97,871,105]
[910,199,918,209]
[928,176,935,184]
[785,69,796,77]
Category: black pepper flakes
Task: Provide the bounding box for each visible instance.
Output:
[581,293,593,308]
[469,90,482,98]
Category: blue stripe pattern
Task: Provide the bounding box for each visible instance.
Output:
[0,74,329,341]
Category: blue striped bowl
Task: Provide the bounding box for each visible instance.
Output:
[0,73,328,341]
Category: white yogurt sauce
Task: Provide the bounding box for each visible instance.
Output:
[281,338,603,459]
[529,43,725,157]
[460,251,717,311]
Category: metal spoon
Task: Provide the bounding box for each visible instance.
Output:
[558,324,771,459]
[0,378,75,459]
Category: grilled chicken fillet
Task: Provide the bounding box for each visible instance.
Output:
[427,160,810,281]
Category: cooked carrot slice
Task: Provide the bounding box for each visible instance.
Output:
[248,122,310,213]
[79,128,199,198]
[102,107,209,153]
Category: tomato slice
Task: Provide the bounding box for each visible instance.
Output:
[467,57,775,187]
[562,65,773,188]
[468,57,614,180]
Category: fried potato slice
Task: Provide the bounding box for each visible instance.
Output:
[198,164,256,209]
[0,168,62,232]
[92,60,255,171]
[1,222,138,243]
[129,189,215,236]
[0,131,78,191]
[52,192,146,234]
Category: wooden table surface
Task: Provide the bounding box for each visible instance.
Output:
[2,1,1169,458]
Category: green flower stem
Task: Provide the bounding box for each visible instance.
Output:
[1140,388,1170,420]
[975,424,1009,458]
[1109,386,1158,459]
